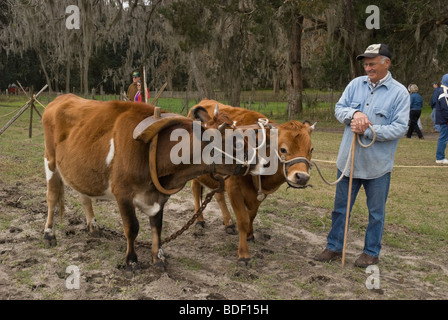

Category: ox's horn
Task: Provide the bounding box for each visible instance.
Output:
[133,112,187,143]
[218,122,227,133]
[310,122,317,132]
[214,104,219,116]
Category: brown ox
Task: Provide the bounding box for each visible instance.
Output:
[42,94,262,268]
[188,99,315,263]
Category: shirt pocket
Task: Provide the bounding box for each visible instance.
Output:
[350,102,361,110]
[373,105,391,124]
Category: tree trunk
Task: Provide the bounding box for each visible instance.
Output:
[343,0,363,79]
[82,56,89,96]
[36,49,53,94]
[65,54,71,93]
[229,75,241,107]
[273,69,281,95]
[189,50,215,99]
[287,14,304,119]
[80,0,93,96]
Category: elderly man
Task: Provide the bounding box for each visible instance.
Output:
[126,71,140,101]
[314,44,410,267]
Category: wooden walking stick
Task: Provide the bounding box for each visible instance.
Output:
[342,133,357,268]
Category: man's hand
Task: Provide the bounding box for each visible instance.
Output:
[351,111,371,134]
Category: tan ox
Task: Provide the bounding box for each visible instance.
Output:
[42,94,262,269]
[188,99,315,264]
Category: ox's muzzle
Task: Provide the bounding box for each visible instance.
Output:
[278,154,312,189]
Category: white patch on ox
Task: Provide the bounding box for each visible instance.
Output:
[44,158,54,182]
[134,197,161,217]
[105,138,115,166]
[82,182,115,201]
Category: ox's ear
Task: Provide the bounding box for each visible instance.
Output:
[190,106,211,123]
[133,113,188,143]
[303,120,317,133]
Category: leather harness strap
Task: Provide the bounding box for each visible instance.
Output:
[149,134,184,195]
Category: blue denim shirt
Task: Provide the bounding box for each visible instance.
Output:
[335,72,410,179]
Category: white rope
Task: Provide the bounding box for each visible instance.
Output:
[312,124,376,186]
[212,118,269,174]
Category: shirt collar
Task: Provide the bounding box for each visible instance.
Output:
[365,71,391,90]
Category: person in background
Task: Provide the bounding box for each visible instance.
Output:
[126,71,140,101]
[406,84,424,139]
[435,74,448,164]
[134,80,150,103]
[430,81,441,133]
[314,44,410,268]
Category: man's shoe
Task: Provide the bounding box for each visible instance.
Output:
[314,249,342,262]
[436,159,448,164]
[354,253,379,268]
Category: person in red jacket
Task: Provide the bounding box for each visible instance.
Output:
[134,80,150,103]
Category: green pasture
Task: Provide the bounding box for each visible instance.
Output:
[0,93,446,259]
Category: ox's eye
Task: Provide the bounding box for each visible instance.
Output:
[280,147,287,154]
[310,147,314,154]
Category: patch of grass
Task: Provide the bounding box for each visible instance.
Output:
[13,269,34,289]
[175,257,202,271]
[0,215,13,230]
[215,240,238,258]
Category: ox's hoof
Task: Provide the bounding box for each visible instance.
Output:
[154,260,166,271]
[237,257,253,268]
[89,228,103,238]
[43,232,57,248]
[153,248,166,271]
[225,224,237,235]
[193,222,205,237]
[195,221,206,228]
[126,261,139,272]
[88,219,103,237]
[124,262,140,279]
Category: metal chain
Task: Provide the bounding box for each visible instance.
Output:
[161,174,224,245]
[100,174,224,247]
[160,187,217,245]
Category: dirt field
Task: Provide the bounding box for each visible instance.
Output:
[1,168,448,304]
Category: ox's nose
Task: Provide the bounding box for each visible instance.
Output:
[295,172,310,185]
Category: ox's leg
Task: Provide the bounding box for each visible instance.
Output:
[134,191,168,268]
[117,199,139,268]
[214,192,236,234]
[227,188,252,264]
[79,194,101,235]
[149,206,165,269]
[245,201,261,242]
[44,169,65,247]
[191,180,205,227]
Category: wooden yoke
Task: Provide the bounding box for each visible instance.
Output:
[134,107,186,195]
